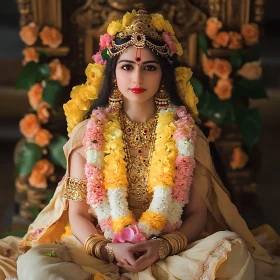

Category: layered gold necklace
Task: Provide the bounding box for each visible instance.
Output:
[119,109,158,208]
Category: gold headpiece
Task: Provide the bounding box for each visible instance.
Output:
[92,9,183,65]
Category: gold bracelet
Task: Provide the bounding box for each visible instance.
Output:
[105,244,115,263]
[95,240,109,261]
[157,238,170,260]
[84,234,106,256]
[161,232,188,255]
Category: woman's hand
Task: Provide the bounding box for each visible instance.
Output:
[109,243,137,268]
[118,239,161,273]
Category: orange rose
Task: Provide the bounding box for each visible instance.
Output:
[28,159,54,188]
[19,22,38,46]
[49,59,71,86]
[237,61,262,80]
[241,23,259,46]
[228,31,243,49]
[19,114,40,138]
[39,26,63,48]
[214,79,232,100]
[204,121,222,142]
[205,17,222,39]
[213,31,229,48]
[202,54,214,78]
[37,102,51,124]
[22,47,39,65]
[230,147,249,170]
[27,83,43,109]
[213,59,232,80]
[35,129,53,147]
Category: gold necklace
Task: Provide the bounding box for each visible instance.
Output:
[119,109,158,208]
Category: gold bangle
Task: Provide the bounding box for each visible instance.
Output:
[161,232,188,255]
[157,238,170,260]
[84,234,106,256]
[105,244,115,263]
[95,240,108,260]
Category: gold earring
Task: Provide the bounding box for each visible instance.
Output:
[109,79,123,110]
[155,83,170,109]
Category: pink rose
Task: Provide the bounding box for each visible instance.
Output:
[176,106,188,118]
[163,31,177,54]
[113,225,146,244]
[92,51,107,65]
[99,34,114,50]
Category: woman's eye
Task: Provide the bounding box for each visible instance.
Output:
[144,65,157,71]
[121,64,133,70]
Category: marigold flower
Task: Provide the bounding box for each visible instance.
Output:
[34,129,53,147]
[214,79,232,100]
[164,20,175,35]
[122,10,136,26]
[151,13,165,31]
[205,17,222,39]
[27,83,43,109]
[237,61,262,80]
[213,58,232,80]
[19,113,40,138]
[39,26,63,48]
[49,59,71,86]
[22,47,39,65]
[19,22,38,46]
[204,121,222,142]
[213,31,230,48]
[228,31,243,49]
[241,23,259,46]
[230,147,249,170]
[37,102,51,124]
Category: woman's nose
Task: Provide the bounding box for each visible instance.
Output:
[132,68,143,86]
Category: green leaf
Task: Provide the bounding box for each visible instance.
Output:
[16,62,42,90]
[234,77,268,99]
[101,48,110,60]
[242,44,261,62]
[0,230,27,238]
[32,207,40,218]
[42,80,63,107]
[38,63,50,79]
[198,91,234,125]
[39,50,49,63]
[190,77,204,98]
[17,141,42,175]
[198,33,208,54]
[48,135,68,169]
[230,50,243,70]
[235,107,261,150]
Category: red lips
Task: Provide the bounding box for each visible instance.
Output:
[130,88,146,94]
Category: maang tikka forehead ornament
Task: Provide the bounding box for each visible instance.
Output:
[92,9,184,65]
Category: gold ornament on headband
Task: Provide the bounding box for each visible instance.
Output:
[92,9,183,65]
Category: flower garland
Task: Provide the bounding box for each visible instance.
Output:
[84,105,197,239]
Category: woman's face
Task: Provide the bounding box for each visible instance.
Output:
[115,46,162,105]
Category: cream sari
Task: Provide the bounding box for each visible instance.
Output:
[1,119,279,280]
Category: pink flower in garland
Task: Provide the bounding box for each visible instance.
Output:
[92,51,107,65]
[176,106,188,118]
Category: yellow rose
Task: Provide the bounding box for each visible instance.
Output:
[151,13,165,31]
[237,61,262,80]
[175,67,193,83]
[164,20,175,35]
[122,10,136,26]
[184,82,199,116]
[172,35,183,56]
[107,20,123,35]
[86,63,106,80]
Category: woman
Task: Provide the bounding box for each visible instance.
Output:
[0,9,278,280]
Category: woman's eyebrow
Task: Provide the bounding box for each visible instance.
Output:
[118,59,159,64]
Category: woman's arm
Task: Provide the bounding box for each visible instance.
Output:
[179,187,208,243]
[68,147,99,243]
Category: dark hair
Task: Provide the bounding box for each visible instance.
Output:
[86,50,185,117]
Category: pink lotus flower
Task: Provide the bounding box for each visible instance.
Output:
[92,51,107,65]
[99,34,114,50]
[163,31,177,54]
[113,225,146,244]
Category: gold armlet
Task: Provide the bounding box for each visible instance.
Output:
[62,177,87,201]
[161,232,188,255]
